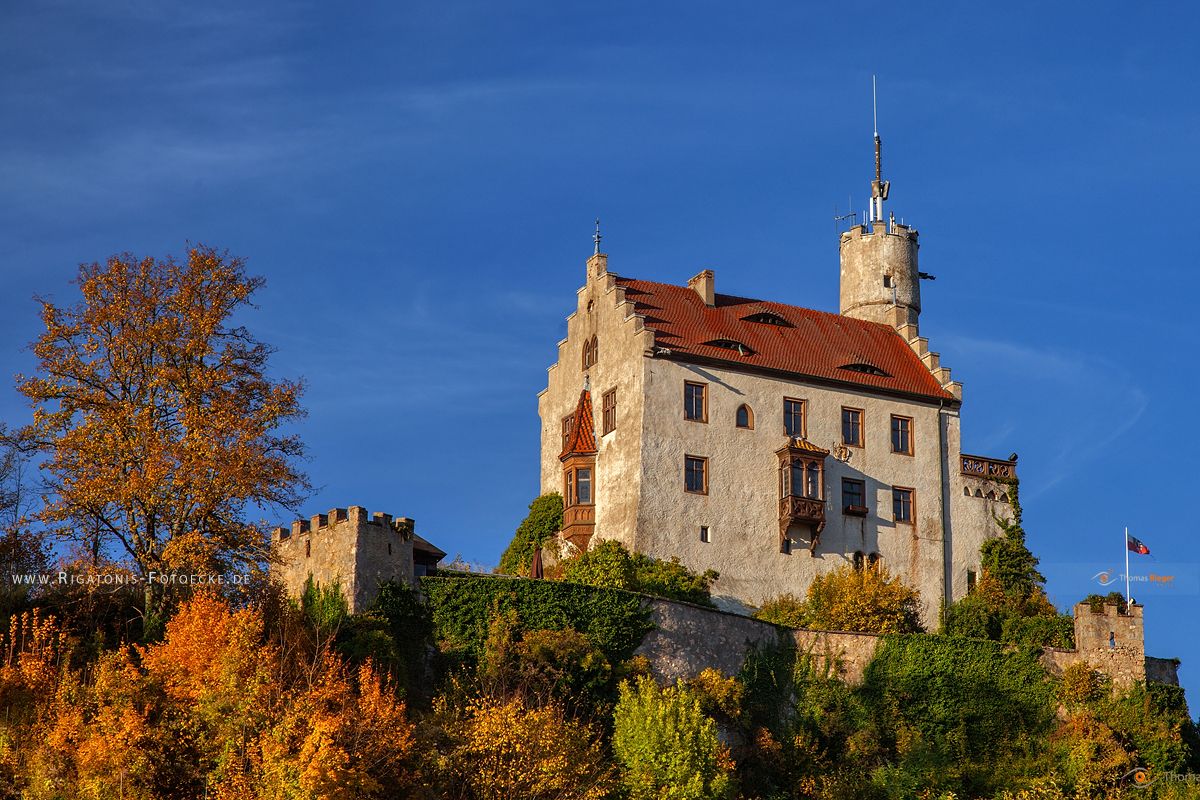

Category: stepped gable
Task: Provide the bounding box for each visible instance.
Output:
[560,388,596,459]
[615,276,955,403]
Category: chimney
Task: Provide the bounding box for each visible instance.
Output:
[688,270,715,306]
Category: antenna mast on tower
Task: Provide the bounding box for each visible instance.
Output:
[870,75,890,224]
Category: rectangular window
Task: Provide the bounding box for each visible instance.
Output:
[783,398,806,436]
[893,487,914,523]
[684,455,708,494]
[564,470,574,504]
[684,382,707,422]
[890,415,913,455]
[699,525,711,543]
[842,478,866,513]
[561,414,574,449]
[842,407,863,447]
[576,468,592,505]
[602,389,617,435]
[967,569,977,594]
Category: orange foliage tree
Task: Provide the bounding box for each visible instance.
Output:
[16,247,308,627]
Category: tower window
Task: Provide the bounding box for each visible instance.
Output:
[890,415,913,455]
[582,335,598,370]
[842,407,863,447]
[602,389,617,435]
[867,552,881,571]
[388,542,392,556]
[967,569,977,594]
[783,398,806,437]
[883,275,893,288]
[892,487,914,523]
[699,525,711,543]
[305,540,311,558]
[735,404,754,430]
[684,382,707,422]
[685,455,708,495]
[853,551,865,570]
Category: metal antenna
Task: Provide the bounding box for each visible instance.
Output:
[873,75,878,137]
[870,75,890,223]
[593,218,602,255]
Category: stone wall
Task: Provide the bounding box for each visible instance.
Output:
[634,595,1179,690]
[272,506,416,613]
[635,596,882,685]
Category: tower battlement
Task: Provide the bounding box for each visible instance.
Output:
[272,506,415,542]
[271,503,419,612]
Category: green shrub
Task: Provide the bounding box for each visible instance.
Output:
[497,493,563,576]
[858,635,1055,797]
[613,675,735,800]
[562,540,719,606]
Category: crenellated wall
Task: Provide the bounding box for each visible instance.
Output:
[272,505,416,613]
[636,596,1179,691]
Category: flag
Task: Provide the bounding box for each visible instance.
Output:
[1127,534,1150,555]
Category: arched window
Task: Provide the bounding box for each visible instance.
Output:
[853,551,865,571]
[867,552,881,571]
[582,335,598,369]
[735,404,754,429]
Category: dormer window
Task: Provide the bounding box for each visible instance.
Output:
[838,362,891,378]
[704,339,753,356]
[743,311,791,327]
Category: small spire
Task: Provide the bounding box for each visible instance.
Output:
[593,218,602,255]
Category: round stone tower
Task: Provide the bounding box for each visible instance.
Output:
[839,127,922,330]
[839,220,920,329]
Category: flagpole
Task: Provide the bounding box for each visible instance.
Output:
[1124,526,1131,606]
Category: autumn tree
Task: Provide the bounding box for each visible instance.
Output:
[756,563,923,634]
[16,247,308,630]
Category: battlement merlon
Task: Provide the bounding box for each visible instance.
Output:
[272,506,416,542]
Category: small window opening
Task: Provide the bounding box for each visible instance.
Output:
[700,525,711,543]
[883,275,893,288]
[305,540,311,558]
[704,338,753,356]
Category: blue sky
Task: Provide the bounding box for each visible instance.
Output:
[3,2,1198,707]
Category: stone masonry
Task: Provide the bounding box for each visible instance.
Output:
[637,596,1178,691]
[272,506,416,613]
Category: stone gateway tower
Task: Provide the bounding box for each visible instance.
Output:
[537,133,1020,624]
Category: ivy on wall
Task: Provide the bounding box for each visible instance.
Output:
[421,574,653,663]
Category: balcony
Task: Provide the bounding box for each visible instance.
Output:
[960,453,1017,480]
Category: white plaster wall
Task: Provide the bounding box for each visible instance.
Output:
[634,356,952,625]
[537,255,654,546]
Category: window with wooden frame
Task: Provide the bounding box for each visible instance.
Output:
[581,335,598,369]
[841,407,864,447]
[684,381,707,422]
[735,404,754,429]
[564,465,594,506]
[892,487,914,523]
[561,414,575,449]
[890,415,913,455]
[842,478,867,515]
[602,389,617,435]
[684,455,708,495]
[783,398,806,437]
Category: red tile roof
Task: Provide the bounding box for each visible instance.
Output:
[615,277,954,403]
[560,389,597,459]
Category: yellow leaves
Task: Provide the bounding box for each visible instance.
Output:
[448,695,614,800]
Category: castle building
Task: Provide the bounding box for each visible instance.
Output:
[538,137,1016,622]
[271,506,445,613]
